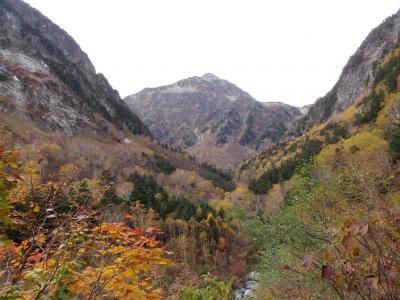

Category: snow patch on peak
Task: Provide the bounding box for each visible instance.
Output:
[161,84,197,94]
[226,95,238,102]
[201,73,220,80]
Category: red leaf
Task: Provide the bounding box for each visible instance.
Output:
[134,240,145,246]
[321,264,333,280]
[133,228,144,236]
[27,252,42,263]
[388,270,400,283]
[123,213,133,220]
[144,227,162,234]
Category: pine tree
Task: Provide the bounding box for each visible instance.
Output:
[76,180,93,206]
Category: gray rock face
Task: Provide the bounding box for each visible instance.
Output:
[234,272,260,300]
[125,74,302,167]
[304,9,400,126]
[0,0,148,135]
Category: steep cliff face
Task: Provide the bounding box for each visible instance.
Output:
[240,8,400,184]
[125,74,302,168]
[0,0,148,135]
[303,9,400,127]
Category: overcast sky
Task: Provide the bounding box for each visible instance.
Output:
[24,0,399,106]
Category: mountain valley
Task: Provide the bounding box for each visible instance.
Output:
[0,1,399,299]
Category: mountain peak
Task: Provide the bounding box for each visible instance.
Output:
[125,75,302,168]
[201,73,220,80]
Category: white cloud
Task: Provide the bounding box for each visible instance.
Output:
[24,0,400,106]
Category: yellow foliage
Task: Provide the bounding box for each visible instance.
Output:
[392,192,400,209]
[376,92,400,128]
[233,184,250,195]
[317,130,389,167]
[0,148,171,299]
[316,143,337,165]
[143,148,154,156]
[342,129,387,157]
[334,104,357,124]
[214,199,234,211]
[40,143,62,153]
[382,47,400,65]
[59,163,80,179]
[308,123,327,136]
[0,222,171,299]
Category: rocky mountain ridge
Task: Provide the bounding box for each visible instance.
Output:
[300,9,400,129]
[0,0,148,136]
[125,74,302,168]
[239,8,400,187]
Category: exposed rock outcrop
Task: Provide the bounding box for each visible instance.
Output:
[125,74,302,168]
[303,9,400,127]
[0,0,148,136]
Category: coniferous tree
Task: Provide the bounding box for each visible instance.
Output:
[76,180,93,206]
[100,170,123,206]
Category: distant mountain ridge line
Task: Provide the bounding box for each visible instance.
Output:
[125,73,303,168]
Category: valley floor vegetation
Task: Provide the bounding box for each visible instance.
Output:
[0,105,255,298]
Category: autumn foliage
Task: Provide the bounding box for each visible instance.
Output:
[247,45,400,299]
[301,204,400,299]
[0,148,170,299]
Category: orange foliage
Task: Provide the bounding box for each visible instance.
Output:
[0,148,171,299]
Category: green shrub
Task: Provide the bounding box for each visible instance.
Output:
[128,172,218,221]
[386,125,400,160]
[249,140,323,194]
[152,155,176,174]
[179,276,235,300]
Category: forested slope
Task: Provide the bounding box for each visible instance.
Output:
[237,32,400,300]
